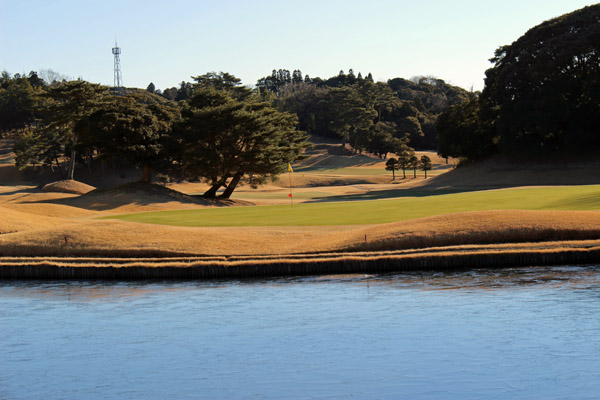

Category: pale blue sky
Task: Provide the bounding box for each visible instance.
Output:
[0,0,596,91]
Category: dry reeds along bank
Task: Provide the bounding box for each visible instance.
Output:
[1,241,599,279]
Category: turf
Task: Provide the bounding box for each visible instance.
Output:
[104,185,600,227]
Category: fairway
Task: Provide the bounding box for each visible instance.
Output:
[105,185,600,227]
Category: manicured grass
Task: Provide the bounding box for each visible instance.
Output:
[232,191,334,200]
[104,185,600,227]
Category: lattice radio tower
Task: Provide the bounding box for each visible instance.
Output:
[112,41,123,95]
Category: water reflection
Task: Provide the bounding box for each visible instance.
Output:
[3,266,598,301]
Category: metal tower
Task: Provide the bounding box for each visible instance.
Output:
[112,41,123,95]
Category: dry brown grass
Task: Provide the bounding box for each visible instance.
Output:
[42,180,95,195]
[1,209,598,257]
[1,133,599,264]
[0,206,70,233]
[308,210,600,253]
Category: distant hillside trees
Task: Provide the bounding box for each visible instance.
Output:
[437,4,600,162]
[0,71,46,134]
[256,68,470,153]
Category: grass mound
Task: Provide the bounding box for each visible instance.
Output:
[58,181,253,211]
[311,210,600,252]
[42,180,96,195]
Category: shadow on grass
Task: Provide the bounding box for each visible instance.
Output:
[0,187,41,197]
[304,187,471,202]
[35,182,253,211]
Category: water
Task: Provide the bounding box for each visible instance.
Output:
[2,266,600,399]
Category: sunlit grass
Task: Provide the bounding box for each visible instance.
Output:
[104,185,600,227]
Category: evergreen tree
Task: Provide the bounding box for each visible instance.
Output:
[420,155,432,178]
[178,75,309,198]
[34,80,109,180]
[385,157,398,180]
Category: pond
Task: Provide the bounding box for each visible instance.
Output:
[2,266,600,399]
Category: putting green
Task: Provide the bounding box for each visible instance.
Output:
[104,185,600,227]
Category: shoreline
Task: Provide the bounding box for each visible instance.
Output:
[2,243,599,280]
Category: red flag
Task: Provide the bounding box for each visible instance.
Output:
[288,193,292,197]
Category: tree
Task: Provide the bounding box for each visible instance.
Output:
[436,97,494,162]
[420,155,432,178]
[178,77,309,198]
[397,148,414,179]
[480,4,600,152]
[0,74,40,133]
[276,82,326,134]
[325,86,376,148]
[192,71,252,101]
[366,122,398,159]
[85,95,180,182]
[408,154,419,178]
[146,82,156,93]
[385,157,398,180]
[35,80,109,180]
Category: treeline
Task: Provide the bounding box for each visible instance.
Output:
[1,72,307,198]
[149,69,472,153]
[436,4,600,162]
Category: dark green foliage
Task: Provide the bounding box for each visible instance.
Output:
[385,157,398,180]
[408,154,419,178]
[0,72,40,133]
[420,155,432,178]
[396,148,414,179]
[85,95,181,182]
[480,4,600,151]
[436,97,495,161]
[34,80,110,179]
[257,68,471,151]
[192,71,252,101]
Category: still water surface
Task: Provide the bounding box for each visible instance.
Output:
[2,266,600,399]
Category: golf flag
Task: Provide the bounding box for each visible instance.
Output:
[288,163,293,173]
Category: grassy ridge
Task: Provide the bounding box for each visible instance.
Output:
[105,185,600,227]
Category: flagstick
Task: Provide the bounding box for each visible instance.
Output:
[288,170,293,207]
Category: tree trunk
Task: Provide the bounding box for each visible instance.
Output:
[392,168,395,180]
[141,165,153,182]
[413,168,416,178]
[402,168,406,179]
[203,183,221,198]
[66,135,77,180]
[203,176,228,198]
[54,155,64,179]
[86,149,93,174]
[220,171,243,199]
[424,169,428,178]
[66,152,75,180]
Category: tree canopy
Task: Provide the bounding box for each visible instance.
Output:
[177,80,309,198]
[480,4,600,152]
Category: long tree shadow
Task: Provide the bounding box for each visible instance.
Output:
[36,182,251,211]
[0,187,42,198]
[304,186,480,203]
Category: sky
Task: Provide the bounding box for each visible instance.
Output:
[0,0,596,91]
